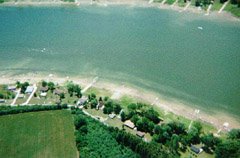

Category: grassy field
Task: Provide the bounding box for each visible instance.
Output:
[0,110,78,158]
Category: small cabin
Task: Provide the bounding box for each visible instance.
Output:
[190,145,203,154]
[136,131,145,138]
[25,86,34,94]
[0,99,5,103]
[124,120,135,129]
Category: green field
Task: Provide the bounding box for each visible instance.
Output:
[0,110,78,158]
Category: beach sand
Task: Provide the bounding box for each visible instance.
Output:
[1,0,239,21]
[1,72,239,130]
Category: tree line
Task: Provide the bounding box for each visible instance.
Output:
[0,105,68,116]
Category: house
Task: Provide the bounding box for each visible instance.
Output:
[18,94,25,99]
[0,99,5,103]
[8,85,17,91]
[97,100,104,110]
[54,89,63,95]
[25,86,34,94]
[136,131,145,138]
[40,92,47,97]
[190,145,203,154]
[77,96,88,106]
[124,120,135,129]
[40,86,48,92]
[109,113,116,119]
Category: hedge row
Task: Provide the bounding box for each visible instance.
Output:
[0,104,68,116]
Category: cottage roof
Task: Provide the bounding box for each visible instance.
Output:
[124,120,135,129]
[54,89,63,95]
[18,94,25,98]
[8,85,16,90]
[136,131,145,138]
[109,113,116,119]
[40,86,48,92]
[40,92,47,97]
[190,145,201,154]
[25,86,34,93]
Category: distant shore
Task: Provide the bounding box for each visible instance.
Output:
[0,72,239,130]
[1,0,239,21]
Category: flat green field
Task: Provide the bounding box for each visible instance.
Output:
[0,110,78,158]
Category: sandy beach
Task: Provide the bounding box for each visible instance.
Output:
[1,73,239,130]
[1,0,239,21]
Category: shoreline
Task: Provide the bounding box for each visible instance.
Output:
[1,0,239,21]
[1,72,239,130]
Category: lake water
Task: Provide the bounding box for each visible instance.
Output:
[0,6,239,119]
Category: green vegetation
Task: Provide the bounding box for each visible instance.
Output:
[178,0,187,7]
[225,2,240,17]
[0,104,68,116]
[61,0,75,2]
[16,81,29,93]
[0,85,15,99]
[73,109,176,158]
[74,110,139,158]
[0,0,4,3]
[0,110,77,158]
[211,0,224,10]
[67,81,82,98]
[166,0,176,5]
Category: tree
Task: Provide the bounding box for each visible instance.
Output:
[47,82,55,92]
[193,121,202,134]
[136,117,154,133]
[170,134,180,152]
[42,80,47,87]
[121,111,126,122]
[90,99,98,109]
[187,127,201,144]
[74,115,87,130]
[59,93,65,100]
[131,115,140,125]
[113,103,122,114]
[144,108,160,124]
[215,139,240,158]
[220,0,228,3]
[127,103,137,111]
[228,129,240,140]
[201,133,221,153]
[195,0,201,6]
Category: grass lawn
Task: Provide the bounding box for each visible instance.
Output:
[211,0,223,10]
[180,146,215,158]
[0,110,78,158]
[178,0,187,7]
[166,0,176,5]
[224,3,240,17]
[154,0,164,3]
[84,87,111,98]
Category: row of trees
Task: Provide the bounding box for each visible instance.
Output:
[0,105,68,116]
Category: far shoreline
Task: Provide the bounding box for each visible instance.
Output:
[0,0,239,22]
[0,72,240,130]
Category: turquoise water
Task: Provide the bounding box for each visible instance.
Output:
[0,6,239,118]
